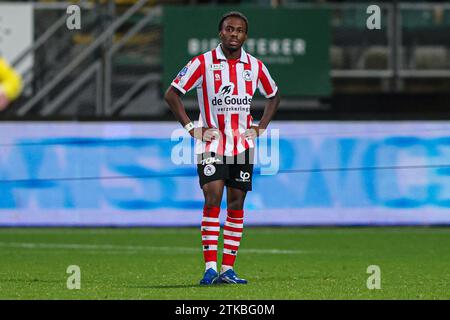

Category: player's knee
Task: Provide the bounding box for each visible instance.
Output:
[205,193,222,208]
[227,198,245,211]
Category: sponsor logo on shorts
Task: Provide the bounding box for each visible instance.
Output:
[200,157,222,166]
[235,171,250,182]
[204,164,216,176]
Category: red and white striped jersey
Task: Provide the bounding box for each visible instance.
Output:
[171,44,278,156]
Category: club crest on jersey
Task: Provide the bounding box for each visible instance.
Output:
[214,73,221,81]
[210,63,224,71]
[242,70,253,82]
[219,83,234,96]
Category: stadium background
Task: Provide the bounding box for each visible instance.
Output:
[0,0,450,300]
[1,0,450,227]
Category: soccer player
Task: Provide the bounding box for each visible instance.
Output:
[164,11,280,285]
[0,56,22,111]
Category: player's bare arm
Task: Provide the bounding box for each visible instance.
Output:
[164,86,191,127]
[244,91,280,140]
[164,86,219,142]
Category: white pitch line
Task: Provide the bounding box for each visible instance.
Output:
[0,229,200,235]
[1,228,448,236]
[0,242,309,255]
[0,242,198,253]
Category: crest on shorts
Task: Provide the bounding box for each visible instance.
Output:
[204,164,216,177]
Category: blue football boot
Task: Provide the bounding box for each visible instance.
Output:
[199,268,219,285]
[218,269,248,284]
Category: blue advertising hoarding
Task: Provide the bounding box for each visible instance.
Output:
[1,121,450,226]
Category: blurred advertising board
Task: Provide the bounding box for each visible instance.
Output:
[1,121,450,226]
[163,6,331,97]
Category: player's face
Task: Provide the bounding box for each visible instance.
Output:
[219,17,247,52]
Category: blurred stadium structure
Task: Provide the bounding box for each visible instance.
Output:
[0,0,449,119]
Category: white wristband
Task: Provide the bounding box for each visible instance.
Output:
[184,122,195,132]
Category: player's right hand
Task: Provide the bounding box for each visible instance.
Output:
[189,127,220,142]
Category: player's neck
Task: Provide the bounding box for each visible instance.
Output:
[220,44,241,61]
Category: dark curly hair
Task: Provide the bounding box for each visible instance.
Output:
[218,11,248,33]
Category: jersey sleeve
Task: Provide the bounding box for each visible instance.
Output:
[171,56,203,94]
[257,60,278,98]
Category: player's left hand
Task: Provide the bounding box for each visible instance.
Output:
[242,125,264,140]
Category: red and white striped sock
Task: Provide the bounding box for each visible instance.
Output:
[201,206,221,272]
[221,209,244,273]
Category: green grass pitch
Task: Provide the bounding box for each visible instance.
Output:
[0,227,449,299]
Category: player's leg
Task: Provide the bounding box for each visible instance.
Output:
[202,179,225,208]
[197,153,228,285]
[218,149,253,284]
[221,186,246,274]
[201,179,225,273]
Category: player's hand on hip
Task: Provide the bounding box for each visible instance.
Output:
[190,127,220,142]
[242,125,264,141]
